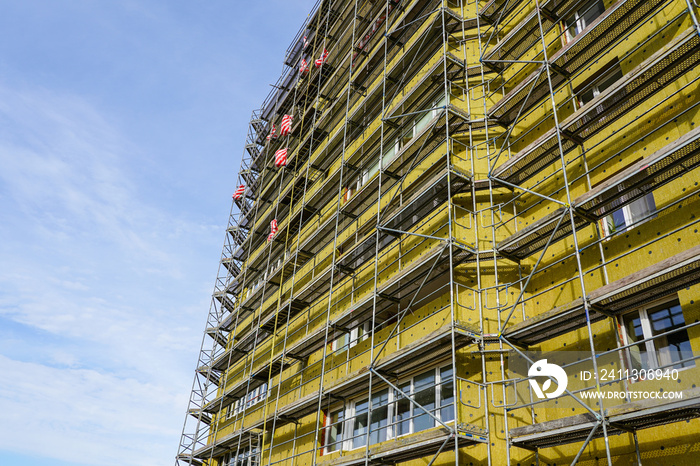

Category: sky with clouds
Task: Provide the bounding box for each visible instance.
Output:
[0,1,312,465]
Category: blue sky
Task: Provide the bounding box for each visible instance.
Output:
[0,1,312,465]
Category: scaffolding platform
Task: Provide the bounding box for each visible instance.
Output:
[384,105,472,179]
[489,0,668,125]
[510,387,700,449]
[258,297,308,334]
[192,428,258,460]
[381,164,472,233]
[227,225,247,247]
[266,250,314,290]
[213,290,237,316]
[285,323,346,361]
[327,4,470,171]
[492,25,700,186]
[318,427,485,466]
[206,326,227,348]
[187,408,212,426]
[497,207,587,260]
[503,244,700,346]
[248,390,329,432]
[384,52,466,120]
[244,204,316,277]
[479,0,525,25]
[240,168,259,194]
[221,256,241,277]
[208,346,249,373]
[280,240,467,362]
[204,353,295,414]
[574,124,700,219]
[482,0,585,72]
[176,454,203,466]
[324,320,480,401]
[338,162,471,275]
[498,123,700,260]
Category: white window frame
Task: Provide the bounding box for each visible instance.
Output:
[564,0,605,43]
[600,189,656,237]
[576,62,623,109]
[325,364,454,453]
[224,445,259,466]
[229,383,268,418]
[620,297,695,374]
[411,95,448,138]
[381,138,401,169]
[332,322,371,352]
[323,407,345,455]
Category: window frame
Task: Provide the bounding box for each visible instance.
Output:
[331,321,371,352]
[592,158,657,238]
[620,297,695,375]
[323,364,455,453]
[599,188,657,238]
[562,0,605,43]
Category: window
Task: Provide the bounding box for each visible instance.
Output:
[564,0,605,42]
[342,155,380,204]
[412,369,436,432]
[325,409,344,453]
[369,389,389,445]
[332,333,350,352]
[622,298,694,372]
[352,398,369,449]
[229,383,268,418]
[381,137,400,168]
[439,366,455,422]
[412,95,448,138]
[359,159,379,189]
[246,382,267,408]
[394,381,411,436]
[324,365,455,453]
[576,62,623,107]
[593,160,657,237]
[601,187,656,236]
[332,322,371,352]
[224,446,259,466]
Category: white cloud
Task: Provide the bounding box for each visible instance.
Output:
[0,82,219,464]
[0,355,185,466]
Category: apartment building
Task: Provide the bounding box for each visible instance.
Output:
[177,0,700,465]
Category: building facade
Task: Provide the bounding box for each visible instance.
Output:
[177,0,700,465]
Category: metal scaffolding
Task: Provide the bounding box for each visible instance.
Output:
[176,0,700,465]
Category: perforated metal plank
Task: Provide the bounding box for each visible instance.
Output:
[502,245,700,346]
[497,207,587,260]
[489,0,668,124]
[492,26,700,185]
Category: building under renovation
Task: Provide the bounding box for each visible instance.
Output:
[177,0,700,464]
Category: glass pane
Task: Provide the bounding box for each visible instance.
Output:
[414,109,433,136]
[627,193,656,225]
[440,366,455,422]
[394,382,411,436]
[413,369,436,432]
[606,208,627,234]
[597,67,623,93]
[648,302,694,370]
[580,0,605,29]
[353,399,368,448]
[336,333,349,351]
[369,389,389,444]
[565,15,579,39]
[578,87,596,106]
[382,139,397,167]
[624,312,651,370]
[327,409,344,452]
